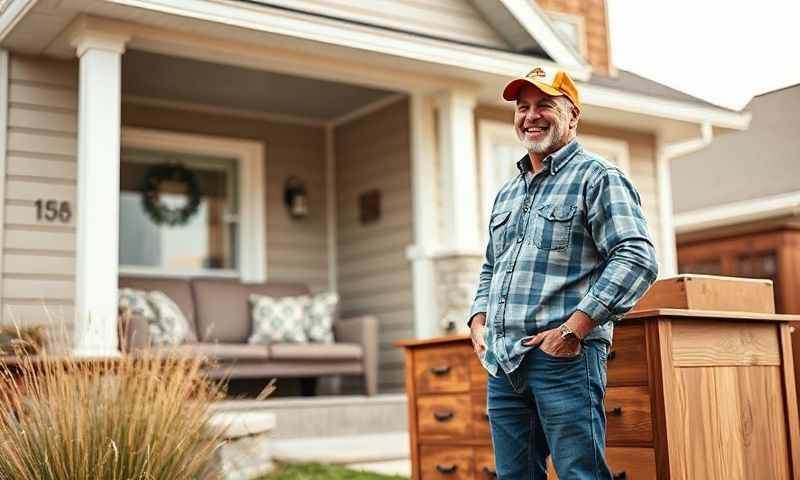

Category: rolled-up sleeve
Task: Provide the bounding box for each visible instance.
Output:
[576,168,659,325]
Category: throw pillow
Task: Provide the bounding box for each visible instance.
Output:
[118,288,159,341]
[248,294,310,344]
[305,292,339,344]
[147,290,196,346]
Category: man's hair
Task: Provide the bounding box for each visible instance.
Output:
[555,96,579,131]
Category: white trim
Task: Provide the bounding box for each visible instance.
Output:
[579,134,630,174]
[498,0,587,69]
[545,11,588,58]
[120,127,267,283]
[328,93,405,128]
[477,119,522,236]
[119,266,239,279]
[324,126,337,294]
[0,0,36,42]
[674,191,800,235]
[123,95,327,127]
[0,50,8,321]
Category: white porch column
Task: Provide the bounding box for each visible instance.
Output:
[408,94,440,338]
[435,90,481,253]
[71,32,128,356]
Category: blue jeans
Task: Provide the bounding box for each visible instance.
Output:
[487,340,612,479]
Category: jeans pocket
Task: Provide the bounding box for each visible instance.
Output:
[537,343,584,362]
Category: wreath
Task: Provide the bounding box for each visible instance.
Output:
[140,163,202,226]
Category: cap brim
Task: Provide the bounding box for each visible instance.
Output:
[502,78,565,101]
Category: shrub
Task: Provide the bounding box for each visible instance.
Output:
[0,351,226,480]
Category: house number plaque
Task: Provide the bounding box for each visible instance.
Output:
[34,199,72,223]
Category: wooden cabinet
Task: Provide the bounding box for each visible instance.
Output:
[399,309,800,479]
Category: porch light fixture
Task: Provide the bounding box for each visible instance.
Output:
[284,176,309,219]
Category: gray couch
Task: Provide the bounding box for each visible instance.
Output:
[118,276,378,396]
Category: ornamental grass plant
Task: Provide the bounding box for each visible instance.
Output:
[0,349,226,480]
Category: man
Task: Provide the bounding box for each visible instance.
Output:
[468,67,659,479]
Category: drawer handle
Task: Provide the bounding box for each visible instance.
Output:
[608,407,623,417]
[430,366,451,376]
[436,464,457,474]
[612,471,627,480]
[608,350,616,360]
[433,410,454,422]
[482,466,497,478]
[483,412,490,421]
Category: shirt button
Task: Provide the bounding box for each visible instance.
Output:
[506,268,512,273]
[499,296,506,303]
[517,237,523,243]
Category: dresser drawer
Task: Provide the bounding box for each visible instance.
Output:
[473,447,496,479]
[605,386,653,445]
[607,323,648,387]
[415,345,472,394]
[420,445,473,480]
[546,447,656,479]
[606,447,657,479]
[418,393,472,438]
[468,351,488,390]
[470,392,491,440]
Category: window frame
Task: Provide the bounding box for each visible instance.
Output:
[119,127,266,282]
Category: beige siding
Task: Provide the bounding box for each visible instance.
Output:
[334,99,414,392]
[122,103,330,292]
[2,55,78,343]
[261,0,508,49]
[474,106,664,268]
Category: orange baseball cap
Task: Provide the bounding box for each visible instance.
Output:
[502,66,580,109]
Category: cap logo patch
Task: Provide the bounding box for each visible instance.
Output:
[527,67,546,78]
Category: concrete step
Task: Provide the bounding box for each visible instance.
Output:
[346,459,411,478]
[272,432,409,465]
[212,394,408,439]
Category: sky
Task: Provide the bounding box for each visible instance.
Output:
[607,0,800,111]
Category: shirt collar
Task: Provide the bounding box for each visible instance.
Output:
[516,138,581,176]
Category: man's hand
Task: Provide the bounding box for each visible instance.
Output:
[524,310,596,357]
[470,313,487,357]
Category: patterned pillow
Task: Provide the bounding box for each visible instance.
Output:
[147,290,196,346]
[305,292,339,344]
[248,294,310,345]
[118,288,158,341]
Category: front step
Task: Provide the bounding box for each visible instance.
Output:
[272,432,409,465]
[212,394,408,439]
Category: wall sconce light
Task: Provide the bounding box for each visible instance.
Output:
[284,176,308,219]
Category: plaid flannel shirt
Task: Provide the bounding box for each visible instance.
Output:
[469,139,659,377]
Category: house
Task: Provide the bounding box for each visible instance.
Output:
[0,0,749,392]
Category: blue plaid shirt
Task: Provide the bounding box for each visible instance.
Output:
[469,139,659,377]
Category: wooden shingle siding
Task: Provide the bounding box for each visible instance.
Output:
[536,0,612,74]
[122,102,331,293]
[2,55,78,342]
[334,98,414,392]
[261,0,509,49]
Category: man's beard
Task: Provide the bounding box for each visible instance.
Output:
[517,112,568,154]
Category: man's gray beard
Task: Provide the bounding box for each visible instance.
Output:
[518,119,566,153]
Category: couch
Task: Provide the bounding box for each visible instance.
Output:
[118,276,378,396]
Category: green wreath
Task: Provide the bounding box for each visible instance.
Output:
[140,163,202,226]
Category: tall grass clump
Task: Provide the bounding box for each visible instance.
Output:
[0,350,226,480]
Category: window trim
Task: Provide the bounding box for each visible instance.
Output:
[579,134,631,174]
[120,127,266,282]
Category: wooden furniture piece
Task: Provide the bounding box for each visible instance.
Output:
[399,309,800,479]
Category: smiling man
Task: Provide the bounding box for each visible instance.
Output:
[468,67,659,479]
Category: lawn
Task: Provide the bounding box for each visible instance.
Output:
[258,463,408,480]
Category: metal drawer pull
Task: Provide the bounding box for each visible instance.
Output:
[436,464,457,474]
[608,407,623,416]
[430,366,451,376]
[433,410,454,421]
[482,466,497,477]
[612,471,626,479]
[608,350,616,360]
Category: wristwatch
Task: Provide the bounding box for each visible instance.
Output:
[557,323,580,343]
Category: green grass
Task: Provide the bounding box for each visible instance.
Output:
[258,463,408,480]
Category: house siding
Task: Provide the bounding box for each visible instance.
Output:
[2,55,78,346]
[334,98,414,392]
[122,103,330,292]
[258,0,509,49]
[474,106,664,271]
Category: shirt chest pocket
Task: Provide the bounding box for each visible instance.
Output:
[532,204,577,251]
[490,210,512,256]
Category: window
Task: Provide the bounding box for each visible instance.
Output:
[120,128,265,281]
[546,13,588,57]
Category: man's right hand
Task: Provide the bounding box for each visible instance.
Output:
[469,313,487,357]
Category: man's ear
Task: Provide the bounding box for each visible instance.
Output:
[569,105,581,130]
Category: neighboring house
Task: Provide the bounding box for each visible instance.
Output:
[0,0,748,392]
[672,83,800,316]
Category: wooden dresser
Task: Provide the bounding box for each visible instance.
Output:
[398,277,800,479]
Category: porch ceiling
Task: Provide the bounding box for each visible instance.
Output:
[122,50,396,122]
